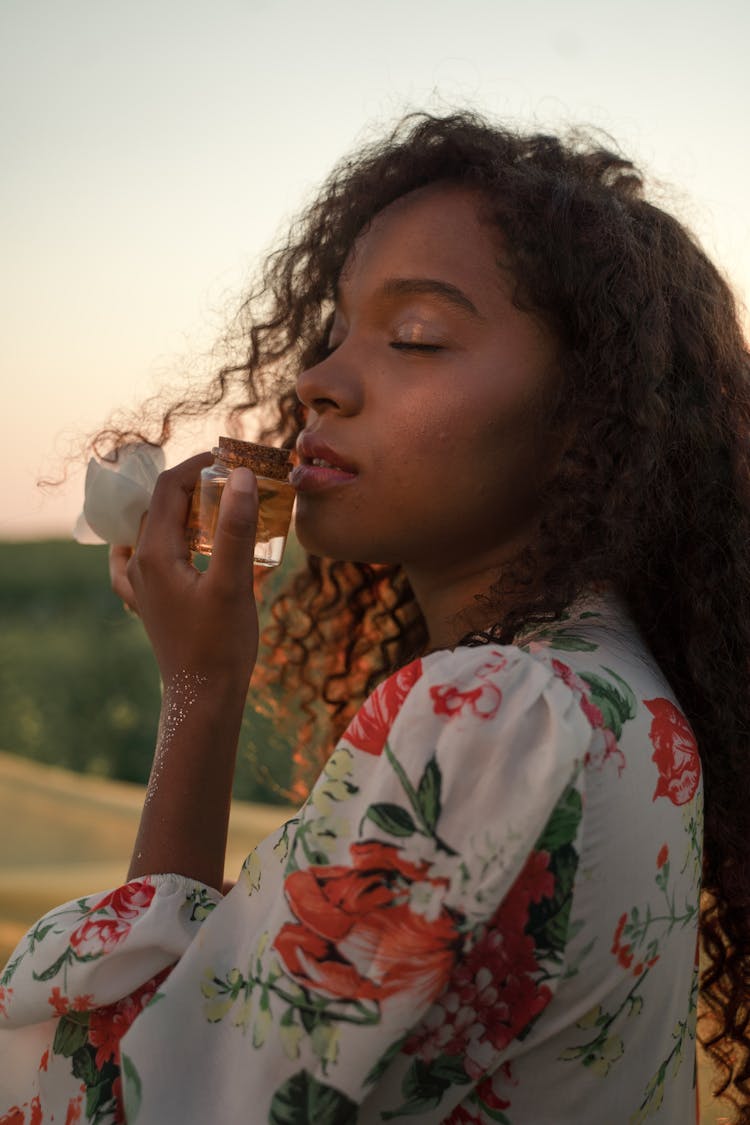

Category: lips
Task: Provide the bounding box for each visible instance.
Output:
[296,433,358,473]
[290,432,358,492]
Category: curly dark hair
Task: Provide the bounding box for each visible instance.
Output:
[100,111,750,1115]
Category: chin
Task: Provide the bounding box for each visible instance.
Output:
[292,520,395,567]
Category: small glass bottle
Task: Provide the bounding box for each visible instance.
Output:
[187,437,294,567]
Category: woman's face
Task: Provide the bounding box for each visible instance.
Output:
[292,183,559,574]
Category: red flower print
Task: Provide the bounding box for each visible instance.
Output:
[429,654,507,722]
[88,1007,127,1070]
[0,1108,25,1125]
[89,880,156,919]
[430,681,502,722]
[70,916,130,957]
[406,851,555,1071]
[656,844,669,869]
[48,986,69,1016]
[617,945,634,970]
[444,1107,482,1125]
[88,967,171,1070]
[0,1105,41,1125]
[112,1078,125,1125]
[344,659,423,756]
[610,911,655,975]
[611,912,627,955]
[65,1097,83,1125]
[39,1049,49,1072]
[274,840,458,1004]
[645,698,701,806]
[475,1073,511,1112]
[610,911,634,967]
[475,654,508,678]
[0,984,12,1019]
[551,658,586,694]
[552,659,625,775]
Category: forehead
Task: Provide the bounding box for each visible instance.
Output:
[339,184,510,307]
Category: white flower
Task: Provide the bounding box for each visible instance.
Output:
[73,443,165,546]
[408,879,444,921]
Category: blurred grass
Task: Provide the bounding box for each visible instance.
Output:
[0,538,296,798]
[0,751,293,965]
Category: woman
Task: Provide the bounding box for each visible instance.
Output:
[1,112,747,1123]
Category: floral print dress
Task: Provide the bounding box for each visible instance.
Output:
[0,593,703,1124]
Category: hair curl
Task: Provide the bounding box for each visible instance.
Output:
[101,111,750,1115]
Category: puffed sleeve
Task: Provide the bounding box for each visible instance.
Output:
[0,874,223,1114]
[106,644,594,1124]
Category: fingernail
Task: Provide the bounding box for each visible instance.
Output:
[229,467,255,492]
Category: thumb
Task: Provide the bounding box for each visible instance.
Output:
[208,467,258,593]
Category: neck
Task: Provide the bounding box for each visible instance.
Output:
[404,541,534,652]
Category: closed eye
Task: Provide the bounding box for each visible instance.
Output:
[390,341,444,353]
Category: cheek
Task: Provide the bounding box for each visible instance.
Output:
[387,378,544,481]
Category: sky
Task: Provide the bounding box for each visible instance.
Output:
[2,0,748,539]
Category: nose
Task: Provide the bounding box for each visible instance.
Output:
[295,352,363,417]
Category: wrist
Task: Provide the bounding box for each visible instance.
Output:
[157,670,248,756]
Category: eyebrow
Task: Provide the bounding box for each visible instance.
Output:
[377,277,483,319]
[334,275,483,320]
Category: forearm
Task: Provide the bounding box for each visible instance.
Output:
[127,674,249,891]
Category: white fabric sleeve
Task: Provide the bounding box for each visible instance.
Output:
[1,875,221,1028]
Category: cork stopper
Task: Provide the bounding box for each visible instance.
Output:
[215,436,292,481]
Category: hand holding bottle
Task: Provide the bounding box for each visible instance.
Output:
[107,452,263,889]
[109,452,260,689]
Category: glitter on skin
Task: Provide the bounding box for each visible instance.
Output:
[144,670,209,805]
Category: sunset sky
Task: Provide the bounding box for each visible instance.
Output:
[3,0,748,539]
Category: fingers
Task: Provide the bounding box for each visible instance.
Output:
[206,467,258,596]
[138,452,214,564]
[109,544,139,612]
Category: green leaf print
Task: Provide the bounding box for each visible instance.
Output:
[122,1053,142,1121]
[85,1074,115,1119]
[427,1055,472,1086]
[381,1055,470,1119]
[364,1032,408,1086]
[71,1044,98,1085]
[381,741,457,856]
[526,785,583,962]
[579,667,636,739]
[522,610,601,651]
[269,1070,358,1125]
[32,945,73,982]
[527,843,580,961]
[416,758,442,831]
[535,785,582,852]
[365,803,417,837]
[52,1011,89,1056]
[543,634,598,652]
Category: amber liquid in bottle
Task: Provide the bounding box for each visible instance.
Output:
[187,454,295,567]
